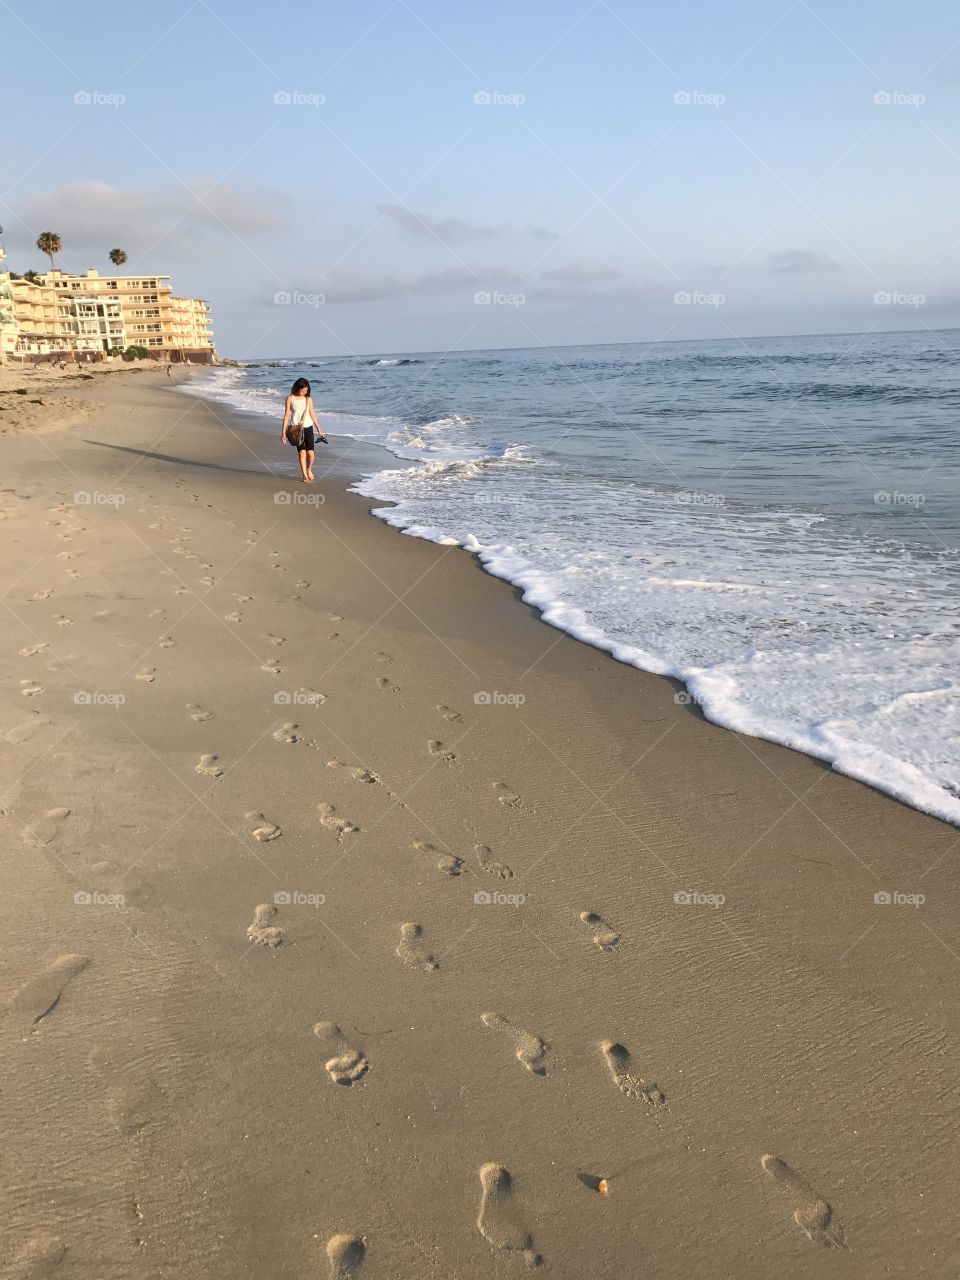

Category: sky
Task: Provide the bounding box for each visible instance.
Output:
[2,0,960,356]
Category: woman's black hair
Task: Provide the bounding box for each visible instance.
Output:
[291,377,311,396]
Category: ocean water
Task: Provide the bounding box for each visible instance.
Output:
[187,332,960,825]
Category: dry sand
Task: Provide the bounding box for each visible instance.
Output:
[1,370,958,1279]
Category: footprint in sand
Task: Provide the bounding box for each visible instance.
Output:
[246,811,282,842]
[6,719,50,744]
[158,635,176,648]
[428,739,456,764]
[91,1047,164,1135]
[761,1154,846,1248]
[326,760,379,785]
[376,676,400,693]
[234,594,253,603]
[493,782,522,809]
[318,803,359,839]
[374,651,392,663]
[273,722,299,744]
[599,1040,664,1106]
[52,615,72,627]
[33,588,54,600]
[261,659,282,675]
[481,1012,550,1075]
[18,642,48,657]
[412,839,465,876]
[200,575,215,587]
[224,611,243,623]
[267,633,286,647]
[19,679,43,697]
[477,1163,542,1268]
[436,704,462,723]
[313,1021,368,1085]
[7,1234,67,1278]
[296,580,311,590]
[186,703,213,722]
[247,903,285,948]
[147,609,166,620]
[325,1233,366,1278]
[580,910,620,952]
[476,844,513,880]
[135,668,157,683]
[4,954,90,1034]
[396,922,439,972]
[196,754,223,778]
[22,807,71,848]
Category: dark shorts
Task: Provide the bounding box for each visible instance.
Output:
[290,426,315,452]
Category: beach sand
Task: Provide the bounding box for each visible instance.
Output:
[2,371,958,1278]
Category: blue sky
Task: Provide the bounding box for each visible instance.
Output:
[3,0,959,355]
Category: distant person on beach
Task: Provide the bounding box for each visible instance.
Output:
[281,377,327,482]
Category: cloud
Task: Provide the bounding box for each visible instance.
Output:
[379,204,561,245]
[296,265,524,304]
[766,249,840,275]
[541,259,625,284]
[8,178,284,265]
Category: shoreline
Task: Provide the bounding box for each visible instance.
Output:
[186,370,960,830]
[3,372,959,1277]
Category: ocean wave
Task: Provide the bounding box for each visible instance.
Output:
[367,357,421,366]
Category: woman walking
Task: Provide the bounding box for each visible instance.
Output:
[281,377,326,482]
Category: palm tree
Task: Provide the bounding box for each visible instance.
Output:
[36,231,61,272]
[108,248,127,269]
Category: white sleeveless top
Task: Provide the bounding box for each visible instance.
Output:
[290,396,309,425]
